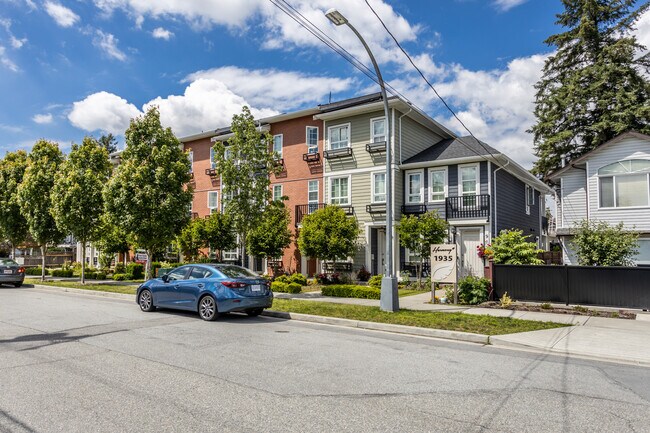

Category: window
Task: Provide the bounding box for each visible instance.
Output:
[216,265,260,279]
[210,147,216,169]
[222,249,238,261]
[330,177,350,205]
[372,172,386,203]
[224,147,233,161]
[405,248,420,263]
[371,118,386,143]
[429,168,447,202]
[273,134,283,158]
[598,160,650,208]
[221,190,234,212]
[167,267,189,281]
[189,267,212,279]
[307,126,318,154]
[188,150,193,173]
[406,171,423,204]
[273,184,283,202]
[525,185,535,215]
[459,164,479,207]
[329,124,349,150]
[308,180,319,213]
[208,191,218,214]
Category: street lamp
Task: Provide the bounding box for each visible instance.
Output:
[326,8,398,312]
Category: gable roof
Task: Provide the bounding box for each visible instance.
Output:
[402,136,501,164]
[546,131,650,181]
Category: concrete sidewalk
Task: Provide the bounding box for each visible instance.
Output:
[276,290,650,366]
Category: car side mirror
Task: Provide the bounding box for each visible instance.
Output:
[161,274,170,283]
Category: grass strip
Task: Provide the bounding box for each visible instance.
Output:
[26,279,138,295]
[270,298,569,336]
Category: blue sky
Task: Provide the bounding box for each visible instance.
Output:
[1,0,649,167]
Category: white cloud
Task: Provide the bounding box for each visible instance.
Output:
[32,113,54,124]
[0,18,27,49]
[152,27,173,40]
[493,0,528,11]
[44,1,80,27]
[635,8,650,51]
[68,91,141,135]
[0,45,18,72]
[93,30,127,61]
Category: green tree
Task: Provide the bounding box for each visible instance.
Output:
[94,214,131,267]
[531,0,650,177]
[248,200,292,272]
[297,206,360,268]
[397,211,448,286]
[98,133,118,154]
[104,107,193,279]
[16,140,64,280]
[0,150,29,258]
[177,218,206,262]
[572,219,639,266]
[51,137,111,283]
[203,211,237,261]
[213,106,282,266]
[491,229,544,265]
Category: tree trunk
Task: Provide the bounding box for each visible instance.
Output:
[11,244,15,260]
[417,258,423,288]
[145,249,152,280]
[40,245,46,282]
[81,241,86,284]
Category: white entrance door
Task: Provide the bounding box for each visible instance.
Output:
[458,228,483,277]
[377,229,386,275]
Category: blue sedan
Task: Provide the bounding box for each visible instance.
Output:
[136,264,273,321]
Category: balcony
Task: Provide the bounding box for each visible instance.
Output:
[295,203,354,226]
[205,168,217,177]
[401,204,427,215]
[445,194,490,220]
[302,152,320,163]
[365,141,386,154]
[366,203,386,214]
[323,147,353,160]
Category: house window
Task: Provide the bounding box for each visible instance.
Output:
[209,147,216,169]
[221,190,234,212]
[308,180,319,213]
[525,185,535,215]
[371,118,386,143]
[188,150,193,173]
[406,171,423,204]
[329,124,349,150]
[429,168,447,202]
[598,160,650,208]
[459,164,479,207]
[273,184,283,202]
[273,134,283,158]
[330,177,350,205]
[208,191,218,214]
[307,126,318,154]
[372,172,386,203]
[405,248,420,263]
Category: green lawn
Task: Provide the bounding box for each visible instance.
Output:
[398,289,427,297]
[26,279,138,295]
[270,298,568,336]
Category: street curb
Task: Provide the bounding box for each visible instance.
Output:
[262,310,490,345]
[32,284,135,301]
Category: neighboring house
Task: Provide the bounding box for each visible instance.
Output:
[401,137,551,277]
[547,131,650,265]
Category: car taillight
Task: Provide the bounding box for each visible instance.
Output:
[222,281,246,289]
[18,267,25,273]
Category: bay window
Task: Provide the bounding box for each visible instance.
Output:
[598,160,650,208]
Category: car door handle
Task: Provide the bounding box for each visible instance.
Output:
[174,284,181,289]
[197,283,204,289]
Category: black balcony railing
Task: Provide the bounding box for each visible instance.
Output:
[445,194,490,220]
[295,203,325,226]
[323,147,353,159]
[366,203,386,214]
[401,204,427,215]
[365,141,386,153]
[302,152,320,163]
[400,261,431,278]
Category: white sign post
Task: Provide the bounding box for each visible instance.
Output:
[430,244,458,303]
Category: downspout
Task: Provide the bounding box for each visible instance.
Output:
[398,108,412,164]
[492,157,510,237]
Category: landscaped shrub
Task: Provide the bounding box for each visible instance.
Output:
[368,274,383,289]
[287,282,302,293]
[87,272,107,280]
[114,263,126,274]
[457,276,491,305]
[25,267,49,276]
[321,284,381,300]
[316,273,329,285]
[274,274,290,284]
[113,273,127,281]
[51,269,74,277]
[356,266,371,282]
[271,281,301,294]
[288,273,307,286]
[151,262,162,276]
[126,263,144,280]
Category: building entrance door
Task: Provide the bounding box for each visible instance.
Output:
[458,228,483,277]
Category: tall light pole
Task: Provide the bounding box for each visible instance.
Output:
[325,8,398,312]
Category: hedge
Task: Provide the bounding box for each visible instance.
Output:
[288,273,307,286]
[271,281,301,294]
[321,284,381,300]
[51,269,73,277]
[25,267,49,276]
[113,273,127,281]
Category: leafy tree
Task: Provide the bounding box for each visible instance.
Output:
[0,150,29,258]
[98,133,118,154]
[213,106,282,266]
[572,219,639,266]
[491,229,544,265]
[531,0,650,177]
[248,200,292,272]
[297,206,360,268]
[94,214,131,267]
[177,218,206,262]
[104,107,193,279]
[397,211,448,286]
[51,137,111,283]
[16,140,64,280]
[203,211,237,261]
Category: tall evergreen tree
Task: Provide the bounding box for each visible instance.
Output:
[531,0,650,177]
[0,151,29,258]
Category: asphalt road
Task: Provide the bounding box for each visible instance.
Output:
[1,286,649,433]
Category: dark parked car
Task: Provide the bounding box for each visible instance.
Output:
[0,258,25,287]
[136,264,273,321]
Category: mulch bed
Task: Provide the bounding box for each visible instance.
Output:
[479,301,637,320]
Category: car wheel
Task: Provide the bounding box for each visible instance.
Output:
[246,308,264,317]
[13,282,22,288]
[198,295,218,321]
[138,289,155,312]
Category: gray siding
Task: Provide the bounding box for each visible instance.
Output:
[493,168,541,240]
[558,168,587,229]
[398,113,445,162]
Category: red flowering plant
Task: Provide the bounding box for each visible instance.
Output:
[477,243,494,260]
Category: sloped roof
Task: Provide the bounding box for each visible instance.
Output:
[403,136,501,164]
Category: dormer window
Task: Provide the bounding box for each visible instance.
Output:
[598,159,650,208]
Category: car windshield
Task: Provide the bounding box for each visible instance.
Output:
[0,259,17,266]
[216,265,259,279]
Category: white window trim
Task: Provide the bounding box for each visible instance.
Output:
[210,147,216,169]
[428,166,448,203]
[597,172,650,210]
[273,184,283,202]
[327,123,351,151]
[308,180,319,203]
[370,116,386,144]
[306,126,319,153]
[458,163,480,196]
[370,171,387,204]
[329,175,351,205]
[273,134,283,158]
[525,185,532,215]
[405,169,424,204]
[188,150,193,173]
[207,191,219,213]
